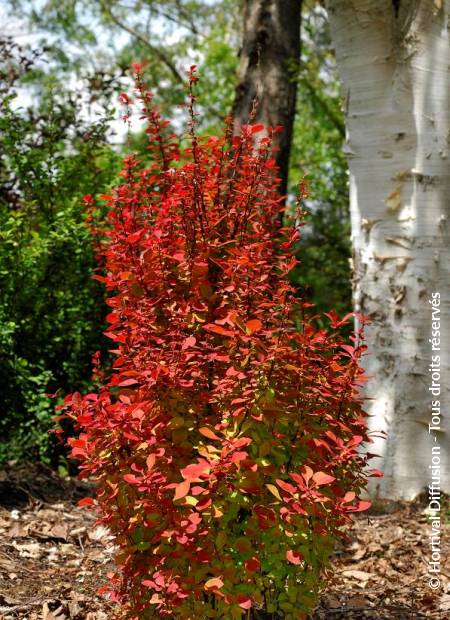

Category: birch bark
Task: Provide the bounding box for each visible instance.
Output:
[327,0,450,498]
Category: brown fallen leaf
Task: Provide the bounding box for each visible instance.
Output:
[0,552,17,572]
[12,540,41,558]
[50,524,69,540]
[322,594,341,609]
[351,546,366,561]
[67,599,82,617]
[347,595,372,608]
[87,525,110,542]
[42,601,67,620]
[342,569,375,581]
[0,593,19,605]
[440,593,450,611]
[6,521,30,538]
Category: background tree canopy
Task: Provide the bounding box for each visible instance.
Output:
[0,0,350,465]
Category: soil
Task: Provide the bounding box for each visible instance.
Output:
[0,463,448,620]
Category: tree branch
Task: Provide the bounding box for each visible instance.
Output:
[100,1,184,84]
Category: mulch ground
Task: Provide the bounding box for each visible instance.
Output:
[0,463,448,620]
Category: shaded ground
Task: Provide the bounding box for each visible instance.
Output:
[0,464,448,619]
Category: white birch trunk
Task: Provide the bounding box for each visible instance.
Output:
[326,0,450,498]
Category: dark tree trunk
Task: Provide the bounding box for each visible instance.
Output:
[232,0,302,201]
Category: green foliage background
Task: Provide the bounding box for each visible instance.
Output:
[0,39,121,462]
[0,0,351,463]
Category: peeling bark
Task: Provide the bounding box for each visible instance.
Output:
[327,0,450,498]
[232,0,302,199]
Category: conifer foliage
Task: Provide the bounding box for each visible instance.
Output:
[60,67,376,619]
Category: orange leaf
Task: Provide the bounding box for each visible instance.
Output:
[146,454,156,471]
[302,465,314,483]
[150,593,162,604]
[174,479,190,501]
[204,324,235,337]
[266,484,282,501]
[246,319,262,334]
[205,576,224,590]
[199,427,220,441]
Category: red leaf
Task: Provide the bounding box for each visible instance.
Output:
[132,408,145,420]
[368,468,384,478]
[76,414,92,425]
[78,497,95,507]
[180,461,210,481]
[69,439,86,449]
[106,312,119,324]
[191,485,205,495]
[341,344,355,357]
[230,451,247,463]
[204,324,235,337]
[232,437,252,449]
[348,435,364,448]
[312,471,335,487]
[342,491,356,503]
[245,557,260,572]
[250,124,265,133]
[118,378,139,387]
[237,595,252,609]
[348,500,372,513]
[286,550,303,565]
[182,336,196,350]
[123,474,140,484]
[276,479,296,494]
[70,446,86,458]
[196,497,212,511]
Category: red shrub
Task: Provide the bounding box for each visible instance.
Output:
[59,68,376,619]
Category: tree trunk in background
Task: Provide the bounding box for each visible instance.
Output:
[327,0,450,498]
[232,0,302,199]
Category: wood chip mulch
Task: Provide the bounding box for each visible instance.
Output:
[0,463,448,619]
